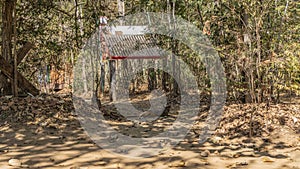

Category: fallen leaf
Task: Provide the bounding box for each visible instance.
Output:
[169,160,186,167]
[261,156,275,162]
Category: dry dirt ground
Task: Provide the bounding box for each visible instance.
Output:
[0,93,299,169]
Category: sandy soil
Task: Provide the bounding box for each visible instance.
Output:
[0,94,299,169]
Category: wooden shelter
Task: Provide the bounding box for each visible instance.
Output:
[103,26,165,60]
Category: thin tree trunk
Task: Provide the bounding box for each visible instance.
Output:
[12,1,17,97]
[171,0,178,96]
[100,63,105,94]
[162,59,168,92]
[241,6,255,103]
[109,60,116,101]
[148,67,155,91]
[109,0,124,100]
[74,0,88,94]
[162,0,172,92]
[255,20,261,103]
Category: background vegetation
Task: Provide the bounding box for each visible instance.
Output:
[0,0,299,103]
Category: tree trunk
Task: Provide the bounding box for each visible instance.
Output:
[171,0,178,96]
[109,60,116,101]
[0,57,39,95]
[74,0,87,94]
[162,58,168,92]
[148,67,155,91]
[1,0,15,96]
[100,63,105,94]
[241,6,255,103]
[12,1,17,97]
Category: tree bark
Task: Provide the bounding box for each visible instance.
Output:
[171,0,179,96]
[12,1,17,97]
[0,56,39,95]
[74,0,88,94]
[16,42,34,64]
[148,67,155,91]
[1,0,16,95]
[109,60,116,101]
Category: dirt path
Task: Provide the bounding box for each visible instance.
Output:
[0,122,299,169]
[0,94,299,169]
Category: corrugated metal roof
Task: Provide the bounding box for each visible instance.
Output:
[104,34,166,59]
[109,26,148,35]
[103,26,166,59]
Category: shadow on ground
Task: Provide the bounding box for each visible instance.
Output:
[0,93,299,168]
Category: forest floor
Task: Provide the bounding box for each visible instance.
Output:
[0,92,299,169]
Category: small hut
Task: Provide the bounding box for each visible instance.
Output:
[103,26,165,60]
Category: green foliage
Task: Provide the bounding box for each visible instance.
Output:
[0,0,298,101]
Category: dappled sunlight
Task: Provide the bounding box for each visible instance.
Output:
[0,92,299,168]
[0,0,299,168]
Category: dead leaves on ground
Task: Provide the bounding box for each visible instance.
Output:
[0,94,299,140]
[215,103,300,138]
[0,94,75,129]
